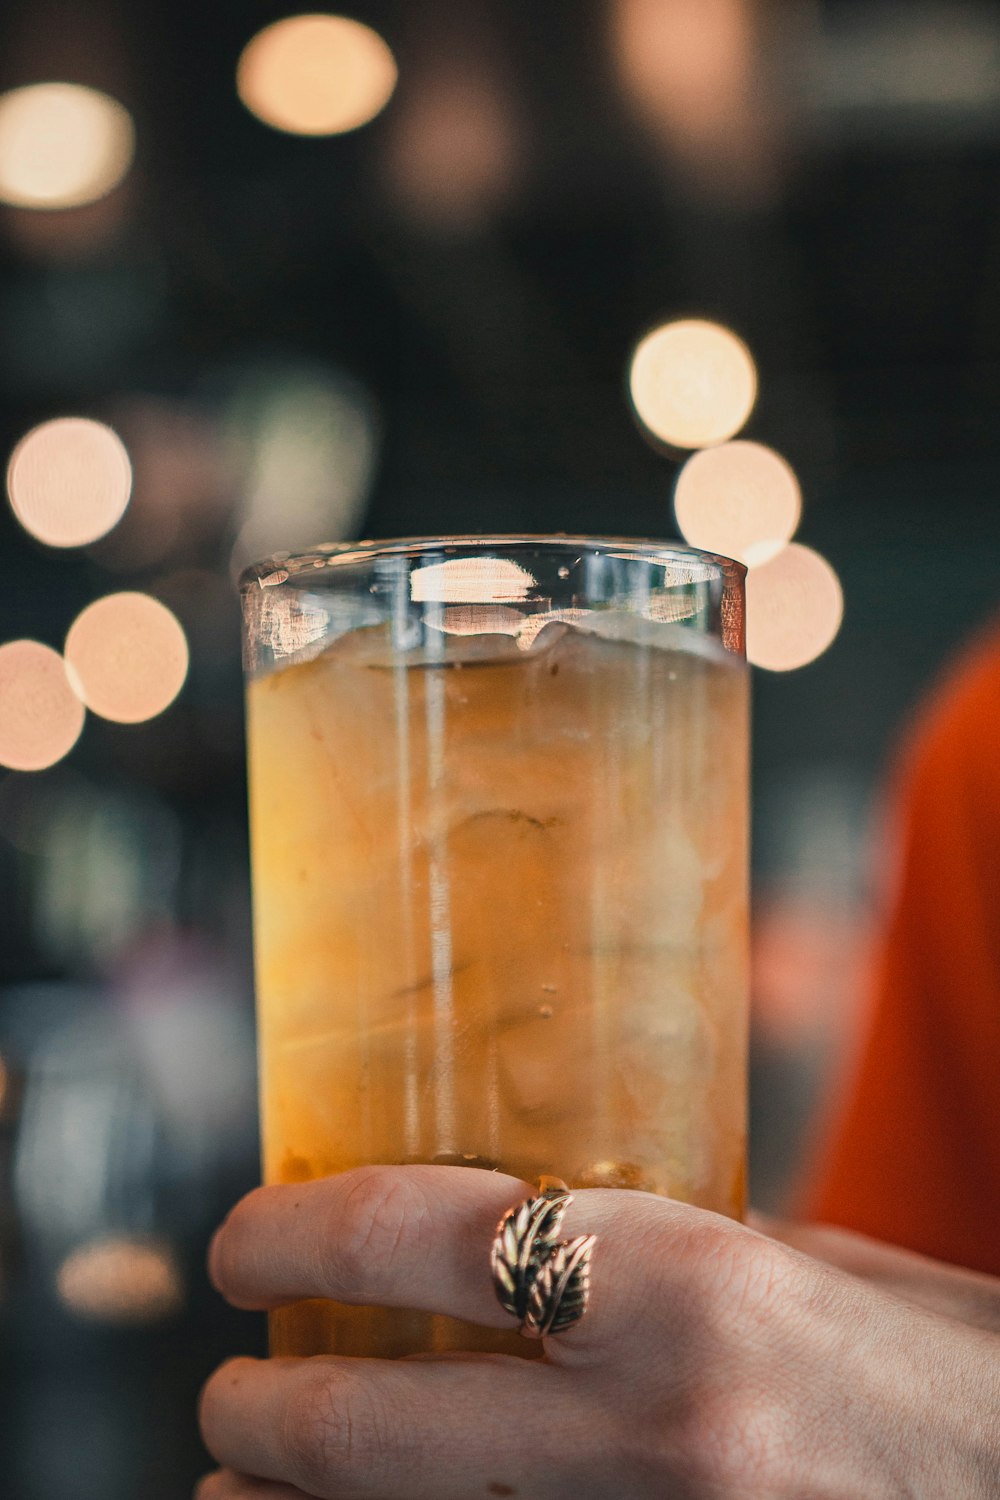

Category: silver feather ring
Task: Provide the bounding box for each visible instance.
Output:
[490,1181,596,1338]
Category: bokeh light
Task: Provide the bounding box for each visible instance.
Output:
[0,641,85,772]
[746,543,844,671]
[611,0,776,203]
[382,56,522,231]
[64,593,189,724]
[7,417,132,548]
[0,83,134,210]
[56,1237,183,1325]
[90,397,230,572]
[237,14,397,136]
[227,363,378,578]
[629,319,757,449]
[673,440,801,568]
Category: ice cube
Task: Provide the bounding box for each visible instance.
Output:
[494,1000,596,1125]
[595,823,705,953]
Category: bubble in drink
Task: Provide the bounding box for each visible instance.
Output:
[247,602,748,1357]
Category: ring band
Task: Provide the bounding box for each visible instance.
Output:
[490,1181,596,1338]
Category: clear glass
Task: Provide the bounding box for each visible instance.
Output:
[241,535,749,1358]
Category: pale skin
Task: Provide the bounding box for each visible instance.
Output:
[197,1165,1000,1499]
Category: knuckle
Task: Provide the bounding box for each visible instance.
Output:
[283,1367,393,1492]
[675,1385,787,1492]
[720,1388,790,1488]
[284,1368,350,1488]
[325,1167,421,1298]
[726,1237,801,1320]
[682,1223,799,1334]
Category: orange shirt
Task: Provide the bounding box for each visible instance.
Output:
[804,623,1000,1276]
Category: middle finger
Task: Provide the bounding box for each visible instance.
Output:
[209,1166,532,1330]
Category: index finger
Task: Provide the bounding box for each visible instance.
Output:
[209,1165,534,1330]
[208,1164,691,1348]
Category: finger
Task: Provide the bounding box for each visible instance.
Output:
[758,1213,955,1285]
[196,1471,311,1499]
[759,1216,1000,1331]
[209,1164,746,1351]
[209,1165,532,1328]
[199,1353,598,1500]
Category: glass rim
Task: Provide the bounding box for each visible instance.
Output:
[238,533,746,592]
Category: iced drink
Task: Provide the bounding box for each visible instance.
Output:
[245,559,749,1359]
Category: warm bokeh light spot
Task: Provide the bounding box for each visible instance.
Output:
[237,14,397,136]
[629,319,757,449]
[57,1237,183,1324]
[0,641,85,772]
[65,593,189,724]
[674,440,801,569]
[746,543,843,672]
[7,417,132,548]
[410,557,536,604]
[0,83,134,209]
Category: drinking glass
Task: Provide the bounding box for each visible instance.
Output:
[241,536,748,1357]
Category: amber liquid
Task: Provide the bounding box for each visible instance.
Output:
[246,620,749,1356]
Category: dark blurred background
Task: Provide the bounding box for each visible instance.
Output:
[2,1,1000,1495]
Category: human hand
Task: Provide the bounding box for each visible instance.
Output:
[197,1165,1000,1499]
[755,1214,1000,1332]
